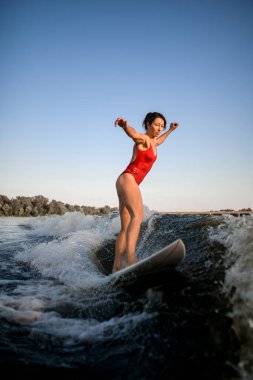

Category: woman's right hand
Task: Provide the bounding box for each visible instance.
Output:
[114,117,127,129]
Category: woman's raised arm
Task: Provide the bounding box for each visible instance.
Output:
[115,117,150,146]
[155,122,179,146]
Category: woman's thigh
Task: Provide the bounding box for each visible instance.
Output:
[118,202,131,231]
[116,174,143,219]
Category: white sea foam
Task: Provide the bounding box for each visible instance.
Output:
[137,213,162,258]
[14,212,121,288]
[26,211,120,238]
[25,207,153,238]
[209,215,253,379]
[1,208,156,331]
[28,287,159,345]
[15,233,109,289]
[0,295,45,324]
[30,308,156,346]
[14,209,155,287]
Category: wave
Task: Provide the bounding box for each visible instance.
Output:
[13,208,156,288]
[1,212,251,378]
[208,215,253,379]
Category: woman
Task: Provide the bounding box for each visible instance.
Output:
[113,112,179,272]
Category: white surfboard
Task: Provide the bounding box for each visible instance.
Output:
[111,239,186,281]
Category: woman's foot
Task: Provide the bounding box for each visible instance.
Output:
[125,257,137,268]
[113,258,134,272]
[112,260,126,273]
[112,257,137,273]
[112,264,121,273]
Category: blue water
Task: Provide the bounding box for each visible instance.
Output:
[0,211,252,379]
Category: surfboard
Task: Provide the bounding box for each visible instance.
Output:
[110,239,186,281]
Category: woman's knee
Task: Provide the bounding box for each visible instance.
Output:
[130,210,144,225]
[120,222,129,234]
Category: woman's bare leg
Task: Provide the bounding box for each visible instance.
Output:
[113,174,143,272]
[113,204,130,272]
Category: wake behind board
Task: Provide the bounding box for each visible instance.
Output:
[111,239,186,282]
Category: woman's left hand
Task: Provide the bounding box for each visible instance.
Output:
[169,122,179,131]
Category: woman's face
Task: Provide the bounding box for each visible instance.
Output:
[147,117,165,137]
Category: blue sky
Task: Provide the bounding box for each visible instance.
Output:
[1,0,252,211]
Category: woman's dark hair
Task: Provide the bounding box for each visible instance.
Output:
[142,112,167,130]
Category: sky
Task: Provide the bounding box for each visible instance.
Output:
[1,0,253,212]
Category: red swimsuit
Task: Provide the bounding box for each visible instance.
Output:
[122,144,157,185]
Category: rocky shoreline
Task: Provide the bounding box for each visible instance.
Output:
[161,210,252,216]
[0,195,117,217]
